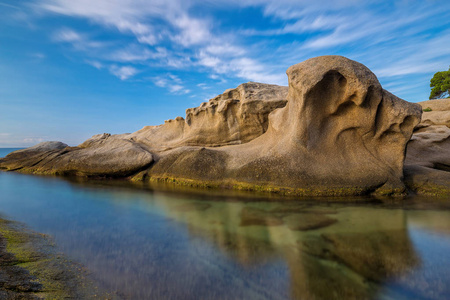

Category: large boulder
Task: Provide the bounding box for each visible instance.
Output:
[149,56,422,196]
[0,135,153,177]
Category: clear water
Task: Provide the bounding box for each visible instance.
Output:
[1,149,450,299]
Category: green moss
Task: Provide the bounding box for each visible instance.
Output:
[147,175,375,197]
[423,107,432,112]
[0,218,103,299]
[408,184,450,198]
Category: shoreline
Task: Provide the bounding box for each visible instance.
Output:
[0,217,110,299]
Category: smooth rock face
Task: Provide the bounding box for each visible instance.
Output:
[0,56,423,196]
[1,136,153,177]
[405,99,450,195]
[129,82,288,150]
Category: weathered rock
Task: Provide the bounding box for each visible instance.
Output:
[405,99,450,195]
[0,135,153,177]
[1,56,423,196]
[0,141,69,171]
[129,82,288,150]
[417,99,450,127]
[21,141,68,152]
[150,56,422,196]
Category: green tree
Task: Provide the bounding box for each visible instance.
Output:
[430,67,450,99]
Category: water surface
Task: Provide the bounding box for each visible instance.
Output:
[0,149,450,299]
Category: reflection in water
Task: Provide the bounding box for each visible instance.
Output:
[151,198,423,300]
[1,173,450,299]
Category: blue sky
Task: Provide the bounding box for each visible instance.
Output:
[0,0,449,147]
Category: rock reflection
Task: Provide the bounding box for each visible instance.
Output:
[57,178,426,299]
[154,199,420,299]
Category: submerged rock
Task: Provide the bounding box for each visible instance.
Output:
[0,56,423,196]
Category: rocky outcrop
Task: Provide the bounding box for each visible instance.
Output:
[129,82,288,150]
[148,56,421,196]
[0,56,423,196]
[405,99,450,195]
[1,138,154,177]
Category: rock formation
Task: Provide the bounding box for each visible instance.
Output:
[405,99,450,195]
[0,56,423,196]
[127,82,288,150]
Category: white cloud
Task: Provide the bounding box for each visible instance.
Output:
[23,137,45,144]
[153,74,190,94]
[372,30,450,78]
[197,83,209,90]
[109,65,139,80]
[53,28,105,50]
[37,0,182,46]
[109,45,166,62]
[169,85,183,93]
[86,60,103,69]
[53,28,81,42]
[197,51,286,85]
[32,0,450,101]
[204,44,245,56]
[172,14,211,46]
[36,0,287,86]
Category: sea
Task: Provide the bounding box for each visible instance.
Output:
[1,147,450,299]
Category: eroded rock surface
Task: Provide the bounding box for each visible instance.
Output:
[405,99,450,195]
[129,82,288,150]
[149,56,422,195]
[1,56,423,196]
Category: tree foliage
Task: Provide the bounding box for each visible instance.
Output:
[430,67,450,99]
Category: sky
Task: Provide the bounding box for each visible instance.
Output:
[0,0,449,147]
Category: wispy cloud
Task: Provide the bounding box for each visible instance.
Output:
[109,65,139,80]
[85,60,103,70]
[0,2,20,10]
[109,45,167,62]
[153,74,190,94]
[36,0,284,86]
[28,0,450,101]
[53,28,105,50]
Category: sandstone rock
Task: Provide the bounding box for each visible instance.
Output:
[417,99,450,127]
[129,82,288,150]
[405,98,450,195]
[150,56,422,196]
[0,141,69,171]
[0,135,153,177]
[404,165,450,196]
[21,141,68,152]
[0,56,423,196]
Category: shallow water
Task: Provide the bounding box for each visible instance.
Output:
[1,151,450,299]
